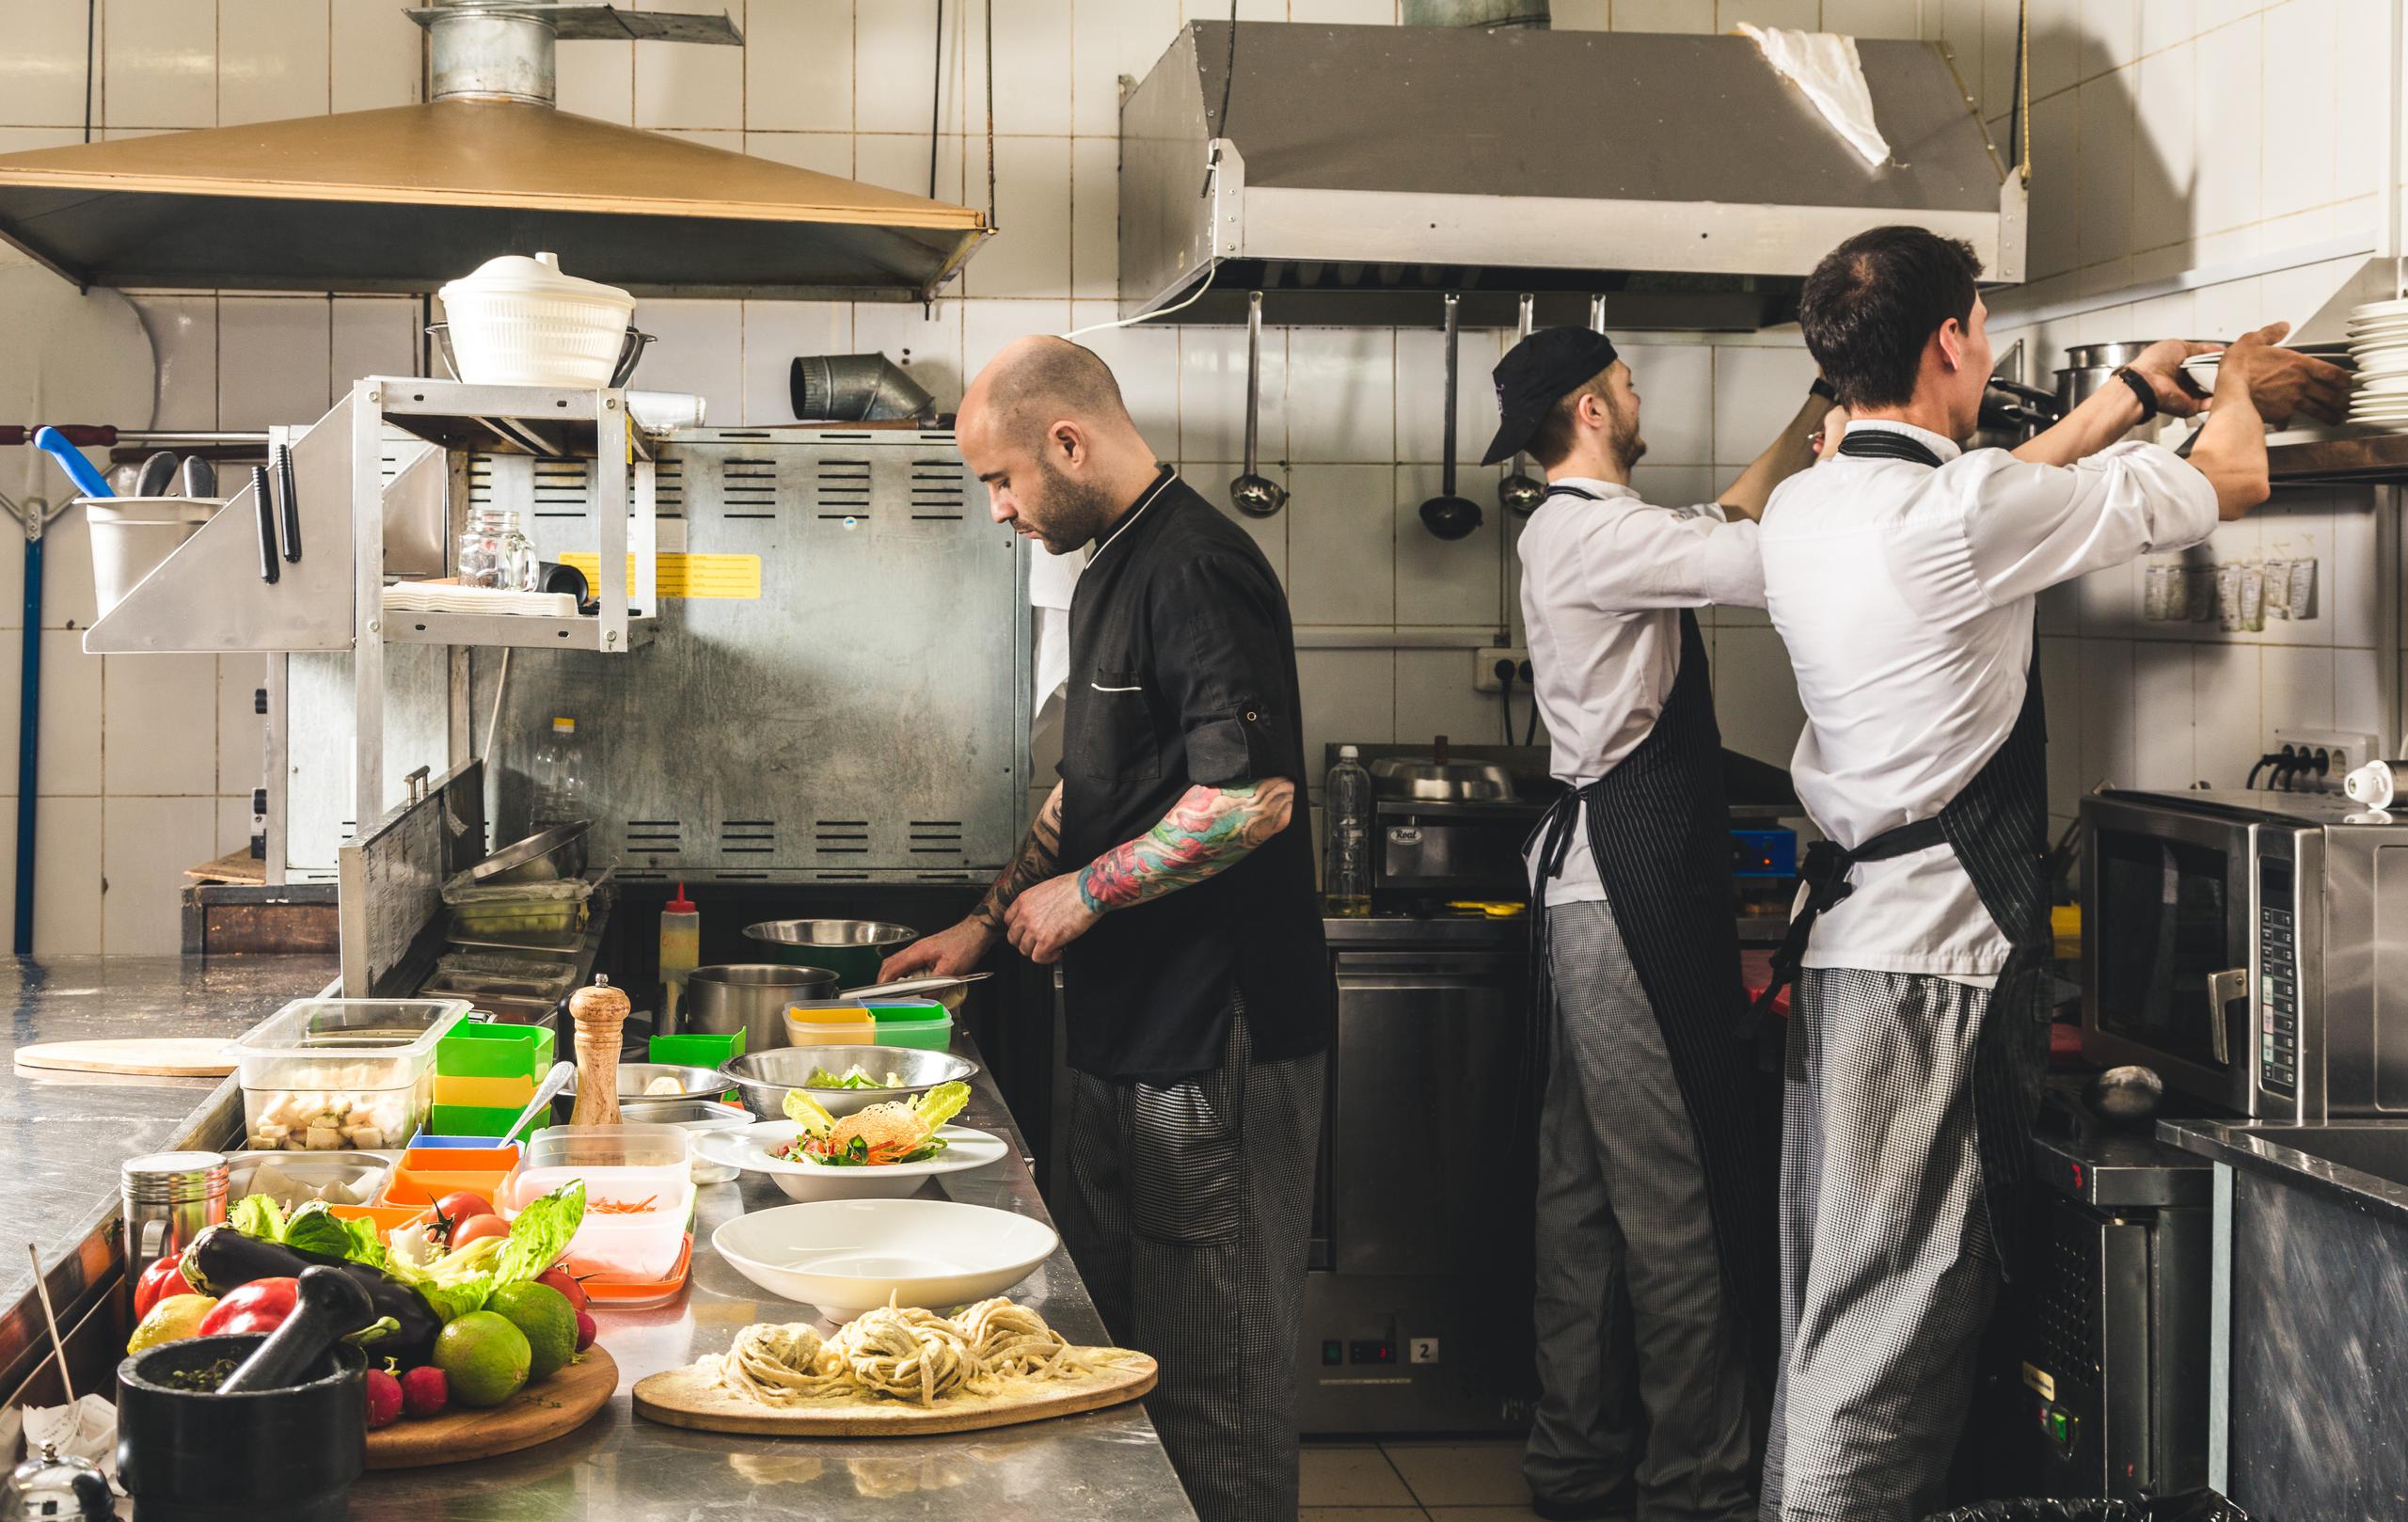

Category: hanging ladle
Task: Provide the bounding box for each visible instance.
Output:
[1229,291,1287,517]
[1418,292,1483,542]
[1498,293,1545,516]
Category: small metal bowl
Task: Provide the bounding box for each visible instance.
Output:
[558,1061,730,1116]
[720,1044,980,1122]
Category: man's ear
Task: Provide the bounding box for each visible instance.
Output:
[1936,317,1966,373]
[1051,420,1085,465]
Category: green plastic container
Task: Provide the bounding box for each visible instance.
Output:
[650,1030,743,1068]
[426,1102,535,1139]
[436,1022,554,1080]
[868,1001,951,1051]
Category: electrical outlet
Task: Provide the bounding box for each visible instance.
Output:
[2268,728,2382,792]
[1473,646,1529,692]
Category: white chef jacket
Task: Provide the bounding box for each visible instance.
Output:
[1757,420,2218,980]
[1516,478,1766,906]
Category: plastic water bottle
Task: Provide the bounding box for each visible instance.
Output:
[529,716,588,833]
[1325,744,1373,917]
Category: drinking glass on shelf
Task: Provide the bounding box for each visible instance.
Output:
[458,507,538,591]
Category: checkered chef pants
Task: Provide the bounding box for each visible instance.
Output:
[1761,967,2003,1522]
[1058,996,1326,1522]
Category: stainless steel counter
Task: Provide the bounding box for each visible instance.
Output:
[3,954,340,1314]
[350,1053,1196,1521]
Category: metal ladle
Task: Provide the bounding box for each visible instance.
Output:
[1418,292,1484,541]
[1498,292,1545,516]
[1229,291,1287,517]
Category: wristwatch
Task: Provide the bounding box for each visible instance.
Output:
[2112,365,2159,422]
[1810,375,1838,403]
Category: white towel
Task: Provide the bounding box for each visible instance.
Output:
[1735,24,1891,167]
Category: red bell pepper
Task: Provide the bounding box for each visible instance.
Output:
[133,1255,198,1319]
[198,1276,301,1338]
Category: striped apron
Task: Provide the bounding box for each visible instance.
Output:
[1524,485,1774,1349]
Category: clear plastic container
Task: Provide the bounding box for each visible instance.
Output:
[504,1123,693,1279]
[529,717,587,835]
[1324,744,1372,916]
[233,999,472,1151]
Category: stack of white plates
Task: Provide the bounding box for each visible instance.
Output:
[2348,297,2408,430]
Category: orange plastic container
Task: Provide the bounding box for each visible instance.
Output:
[580,1234,693,1308]
[379,1145,519,1206]
[328,1202,433,1235]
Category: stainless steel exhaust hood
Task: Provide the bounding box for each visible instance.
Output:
[1121,22,2024,329]
[0,2,988,300]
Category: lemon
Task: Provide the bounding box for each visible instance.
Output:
[127,1294,217,1355]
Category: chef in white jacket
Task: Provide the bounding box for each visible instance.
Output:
[1750,225,2350,1522]
[1491,325,1831,1522]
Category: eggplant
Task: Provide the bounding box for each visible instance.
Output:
[181,1223,441,1368]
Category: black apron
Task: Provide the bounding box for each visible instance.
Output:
[1521,483,1772,1341]
[1746,428,2053,1277]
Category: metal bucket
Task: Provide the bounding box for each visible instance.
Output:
[85,496,218,617]
[740,918,917,987]
[683,963,840,1052]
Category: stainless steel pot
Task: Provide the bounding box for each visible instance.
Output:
[740,919,917,986]
[682,963,840,1050]
[2056,341,2159,412]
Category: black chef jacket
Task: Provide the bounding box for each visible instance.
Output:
[1056,468,1333,1084]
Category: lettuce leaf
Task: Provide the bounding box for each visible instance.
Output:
[493,1180,586,1289]
[281,1201,388,1270]
[229,1193,287,1242]
[912,1081,970,1131]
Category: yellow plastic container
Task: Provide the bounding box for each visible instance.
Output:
[433,1071,536,1107]
[783,1003,876,1046]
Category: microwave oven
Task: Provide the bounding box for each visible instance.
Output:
[2081,789,2408,1122]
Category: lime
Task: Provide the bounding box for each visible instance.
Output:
[488,1281,578,1382]
[433,1310,532,1407]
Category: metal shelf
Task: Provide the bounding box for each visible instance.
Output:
[374,376,657,461]
[381,608,657,651]
[2268,431,2408,485]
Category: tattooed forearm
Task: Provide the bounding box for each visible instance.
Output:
[974,785,1064,931]
[1075,779,1294,914]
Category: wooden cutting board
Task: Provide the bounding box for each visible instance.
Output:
[367,1346,617,1469]
[632,1349,1156,1438]
[14,1038,236,1077]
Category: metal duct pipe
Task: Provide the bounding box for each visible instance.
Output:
[426,2,558,104]
[1402,0,1549,25]
[789,355,937,424]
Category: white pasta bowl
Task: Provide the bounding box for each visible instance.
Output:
[694,1120,1008,1201]
[713,1198,1058,1318]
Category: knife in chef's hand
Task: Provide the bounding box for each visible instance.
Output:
[252,466,279,585]
[275,443,302,563]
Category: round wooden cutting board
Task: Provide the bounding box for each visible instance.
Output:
[366,1346,617,1469]
[631,1349,1156,1438]
[14,1038,236,1078]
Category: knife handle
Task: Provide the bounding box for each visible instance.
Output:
[252,467,279,585]
[275,444,303,563]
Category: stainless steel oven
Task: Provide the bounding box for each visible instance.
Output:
[2082,788,2408,1122]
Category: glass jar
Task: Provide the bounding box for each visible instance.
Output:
[458,507,537,591]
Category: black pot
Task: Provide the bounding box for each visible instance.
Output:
[119,1334,366,1522]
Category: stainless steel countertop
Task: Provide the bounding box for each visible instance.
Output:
[350,1038,1197,1522]
[3,953,340,1311]
[1323,912,1527,948]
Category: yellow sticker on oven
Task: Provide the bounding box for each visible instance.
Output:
[558,552,761,600]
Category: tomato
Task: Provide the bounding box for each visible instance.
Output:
[198,1276,300,1338]
[535,1265,588,1315]
[451,1214,511,1246]
[431,1190,494,1226]
[134,1255,198,1319]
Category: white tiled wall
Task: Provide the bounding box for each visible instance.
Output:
[0,0,2394,945]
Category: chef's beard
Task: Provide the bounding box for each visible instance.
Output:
[1608,398,1647,471]
[1023,454,1120,555]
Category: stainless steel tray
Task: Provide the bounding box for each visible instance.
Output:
[465,820,593,885]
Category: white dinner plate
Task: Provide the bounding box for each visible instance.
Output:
[693,1119,1008,1202]
[2352,296,2408,321]
[712,1197,1059,1319]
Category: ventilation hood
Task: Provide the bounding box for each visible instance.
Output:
[1120,22,2024,329]
[0,3,988,300]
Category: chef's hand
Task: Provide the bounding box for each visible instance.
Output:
[2124,338,2225,418]
[878,916,997,981]
[1811,404,1850,462]
[2212,322,2353,426]
[1003,873,1101,966]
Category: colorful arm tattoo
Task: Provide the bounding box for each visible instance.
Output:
[1076,779,1295,914]
[974,785,1064,931]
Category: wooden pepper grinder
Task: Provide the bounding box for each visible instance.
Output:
[566,974,630,1129]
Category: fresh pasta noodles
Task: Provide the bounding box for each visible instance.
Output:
[709,1296,1113,1411]
[711,1323,854,1406]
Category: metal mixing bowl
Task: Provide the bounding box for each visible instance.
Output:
[740,919,918,986]
[720,1044,981,1121]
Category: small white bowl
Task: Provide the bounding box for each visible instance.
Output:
[712,1198,1057,1318]
[695,1119,1007,1201]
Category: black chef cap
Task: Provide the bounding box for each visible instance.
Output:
[1480,326,1619,466]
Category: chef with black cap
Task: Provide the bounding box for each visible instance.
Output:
[1490,326,1834,1522]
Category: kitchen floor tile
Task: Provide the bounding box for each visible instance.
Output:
[1301,1445,1417,1509]
[1383,1441,1532,1509]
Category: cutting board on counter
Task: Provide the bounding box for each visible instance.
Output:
[367,1346,617,1469]
[13,1038,236,1077]
[631,1349,1156,1437]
